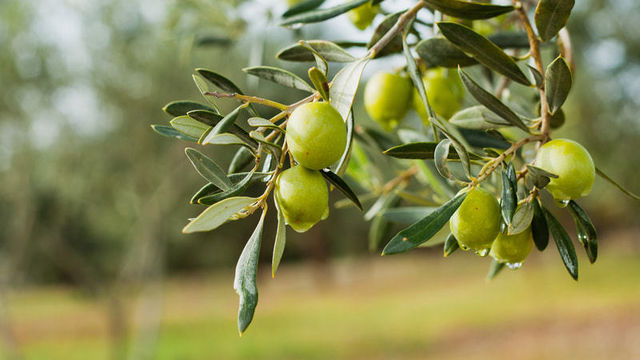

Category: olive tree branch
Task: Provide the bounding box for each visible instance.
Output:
[368,1,427,58]
[512,0,550,143]
[205,91,288,111]
[474,135,544,184]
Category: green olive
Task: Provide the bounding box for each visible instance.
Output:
[412,68,464,124]
[490,227,533,264]
[534,139,595,201]
[364,72,413,131]
[347,2,378,30]
[286,102,347,170]
[450,187,501,252]
[275,166,329,233]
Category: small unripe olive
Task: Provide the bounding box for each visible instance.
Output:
[347,2,378,30]
[364,72,413,131]
[286,102,347,170]
[450,187,501,252]
[275,166,329,233]
[412,68,464,124]
[534,139,595,201]
[490,227,534,264]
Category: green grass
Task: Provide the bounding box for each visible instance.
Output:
[8,242,640,360]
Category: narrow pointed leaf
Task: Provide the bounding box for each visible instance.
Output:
[182,196,257,233]
[243,66,314,93]
[202,105,245,144]
[196,68,258,117]
[334,111,355,176]
[384,142,479,159]
[596,167,640,201]
[382,193,467,255]
[567,200,597,263]
[544,208,578,280]
[247,117,283,130]
[527,65,544,88]
[320,169,363,211]
[187,109,223,126]
[190,183,219,204]
[458,68,529,131]
[443,233,459,257]
[438,22,530,85]
[170,116,210,139]
[229,147,254,173]
[279,0,370,26]
[276,40,356,62]
[234,209,266,335]
[300,41,329,75]
[151,125,198,142]
[526,164,558,189]
[535,0,575,42]
[434,139,453,179]
[508,201,534,235]
[423,0,514,20]
[185,148,233,190]
[329,56,369,121]
[487,259,505,280]
[308,67,330,101]
[501,163,518,225]
[545,56,572,114]
[163,100,217,117]
[449,105,511,130]
[531,199,549,251]
[416,37,477,68]
[198,170,256,205]
[272,201,287,277]
[282,0,325,18]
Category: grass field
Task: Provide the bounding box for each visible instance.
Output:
[5,230,640,359]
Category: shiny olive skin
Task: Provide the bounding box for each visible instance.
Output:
[450,187,502,252]
[275,166,329,233]
[413,68,464,124]
[364,72,413,131]
[286,102,347,170]
[490,227,534,264]
[534,139,595,201]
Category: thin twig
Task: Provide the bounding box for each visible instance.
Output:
[368,1,427,58]
[474,135,544,184]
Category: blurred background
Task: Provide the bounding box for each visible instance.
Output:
[0,0,639,359]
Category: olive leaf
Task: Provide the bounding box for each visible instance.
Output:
[487,259,505,280]
[170,116,210,139]
[526,165,558,189]
[415,37,477,68]
[333,110,355,176]
[163,100,218,117]
[201,104,246,145]
[308,67,330,101]
[535,0,575,42]
[151,125,198,142]
[458,68,529,132]
[272,200,287,277]
[531,199,549,251]
[567,200,598,264]
[196,68,259,117]
[319,169,363,211]
[545,56,573,114]
[234,208,266,335]
[438,22,530,86]
[329,56,369,121]
[185,148,233,191]
[443,233,459,257]
[449,106,511,130]
[500,163,518,225]
[279,0,370,26]
[182,196,257,234]
[382,192,467,255]
[422,0,514,19]
[282,0,325,18]
[229,147,255,174]
[276,40,356,62]
[383,142,480,160]
[243,66,315,93]
[187,109,223,126]
[198,170,257,205]
[508,201,534,235]
[544,208,578,280]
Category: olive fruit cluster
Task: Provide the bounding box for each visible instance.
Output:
[364,68,464,130]
[275,102,347,232]
[450,139,595,265]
